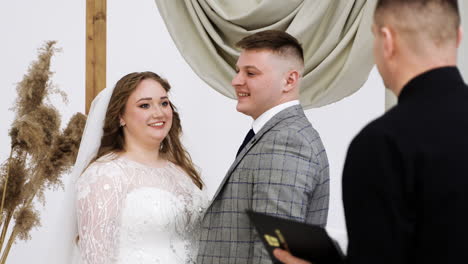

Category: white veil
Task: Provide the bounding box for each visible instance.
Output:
[61,86,116,263]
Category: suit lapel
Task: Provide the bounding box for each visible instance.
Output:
[209,105,304,203]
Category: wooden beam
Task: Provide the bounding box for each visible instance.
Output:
[86,0,106,114]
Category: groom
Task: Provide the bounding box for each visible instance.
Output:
[198,30,329,264]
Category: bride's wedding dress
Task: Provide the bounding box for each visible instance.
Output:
[76,154,208,264]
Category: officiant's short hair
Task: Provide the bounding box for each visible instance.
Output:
[374,0,460,45]
[236,30,304,65]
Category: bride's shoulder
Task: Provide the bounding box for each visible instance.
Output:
[79,153,125,181]
[87,152,119,167]
[76,153,127,199]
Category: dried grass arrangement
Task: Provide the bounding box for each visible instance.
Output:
[0,41,87,263]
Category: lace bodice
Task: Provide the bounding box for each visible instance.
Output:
[76,154,208,264]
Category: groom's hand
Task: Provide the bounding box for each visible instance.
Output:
[273,249,312,264]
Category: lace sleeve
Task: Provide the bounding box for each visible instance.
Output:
[185,185,211,262]
[76,162,125,264]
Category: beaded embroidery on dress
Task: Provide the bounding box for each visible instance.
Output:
[76,154,208,264]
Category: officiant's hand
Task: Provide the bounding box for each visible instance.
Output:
[273,249,312,264]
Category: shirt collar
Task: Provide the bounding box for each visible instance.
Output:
[252,100,300,133]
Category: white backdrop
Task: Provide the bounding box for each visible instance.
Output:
[0,0,466,263]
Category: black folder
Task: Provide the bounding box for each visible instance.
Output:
[246,210,345,264]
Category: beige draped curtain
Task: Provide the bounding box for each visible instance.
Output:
[154,0,376,109]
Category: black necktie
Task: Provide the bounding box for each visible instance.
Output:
[236,129,255,157]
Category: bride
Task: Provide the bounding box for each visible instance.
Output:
[72,72,207,264]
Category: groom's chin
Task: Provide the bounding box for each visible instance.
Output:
[236,103,247,115]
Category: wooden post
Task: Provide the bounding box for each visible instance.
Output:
[86,0,106,114]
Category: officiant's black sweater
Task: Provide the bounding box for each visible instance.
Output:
[343,67,468,264]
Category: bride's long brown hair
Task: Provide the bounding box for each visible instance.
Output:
[93,71,203,189]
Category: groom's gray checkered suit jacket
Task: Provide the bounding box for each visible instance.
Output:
[197,105,329,264]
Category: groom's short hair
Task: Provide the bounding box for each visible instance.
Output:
[235,30,304,67]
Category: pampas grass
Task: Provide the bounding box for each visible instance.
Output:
[0,41,87,263]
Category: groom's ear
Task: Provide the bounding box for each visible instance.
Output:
[283,70,300,93]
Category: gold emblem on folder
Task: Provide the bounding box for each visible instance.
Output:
[264,234,280,247]
[275,229,291,252]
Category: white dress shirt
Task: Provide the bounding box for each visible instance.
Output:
[252,100,300,133]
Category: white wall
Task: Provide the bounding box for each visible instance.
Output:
[0,1,85,263]
[1,0,466,263]
[460,0,468,79]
